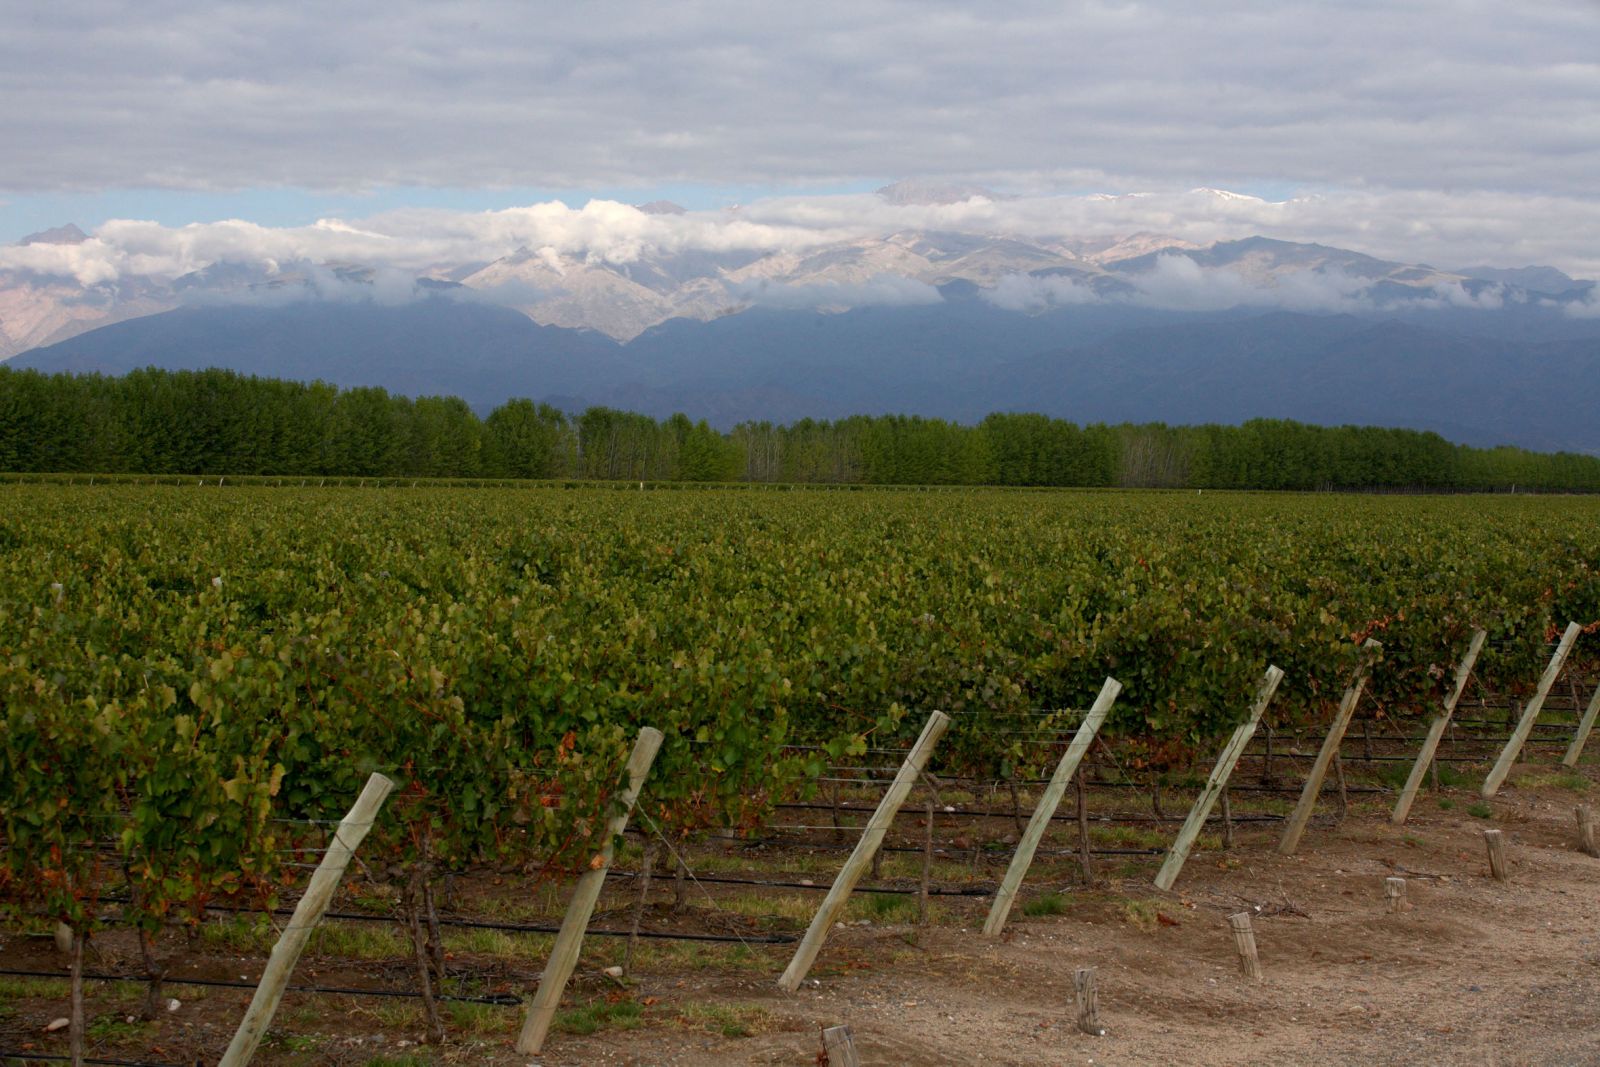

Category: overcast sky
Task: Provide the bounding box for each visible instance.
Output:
[2,1,1598,273]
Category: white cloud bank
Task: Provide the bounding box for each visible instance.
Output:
[4,187,1598,295]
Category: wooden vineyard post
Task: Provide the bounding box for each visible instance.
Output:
[1576,805,1598,858]
[778,711,951,992]
[1384,877,1407,913]
[1228,912,1263,981]
[1484,622,1582,797]
[1279,641,1382,856]
[518,727,664,1055]
[821,1024,860,1067]
[1561,682,1600,767]
[1074,966,1103,1036]
[1483,829,1508,881]
[1155,666,1285,891]
[1392,628,1488,825]
[983,678,1122,937]
[218,772,395,1067]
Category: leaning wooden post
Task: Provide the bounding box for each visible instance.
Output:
[779,711,951,992]
[1575,805,1598,858]
[1483,828,1508,881]
[1483,622,1582,797]
[218,772,394,1067]
[1074,966,1103,1036]
[1278,641,1381,856]
[1155,666,1284,891]
[517,727,664,1055]
[1228,912,1263,981]
[1392,629,1487,825]
[1561,683,1600,767]
[983,679,1121,936]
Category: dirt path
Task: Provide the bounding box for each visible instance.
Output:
[559,784,1600,1066]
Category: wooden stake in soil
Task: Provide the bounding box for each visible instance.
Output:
[1228,911,1263,982]
[1577,805,1599,858]
[518,727,664,1055]
[821,1024,860,1067]
[1392,629,1487,825]
[919,787,934,924]
[1483,828,1509,881]
[218,772,395,1067]
[1074,966,1104,1036]
[983,678,1121,937]
[1155,666,1284,891]
[1483,622,1582,797]
[1278,641,1382,856]
[779,711,951,992]
[69,925,84,1067]
[1561,682,1600,768]
[1384,877,1408,913]
[1075,769,1094,886]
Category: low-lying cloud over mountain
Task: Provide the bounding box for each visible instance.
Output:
[3,186,1596,357]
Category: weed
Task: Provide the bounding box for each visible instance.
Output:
[87,1014,151,1041]
[0,976,71,999]
[445,1000,513,1035]
[1512,771,1589,792]
[1022,892,1069,917]
[677,1002,771,1039]
[555,997,643,1036]
[1438,797,1456,811]
[1467,802,1494,820]
[1120,899,1160,931]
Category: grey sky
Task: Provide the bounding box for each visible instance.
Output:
[1,1,1597,272]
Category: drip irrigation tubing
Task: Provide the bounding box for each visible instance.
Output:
[0,1052,196,1067]
[772,800,1283,825]
[0,966,520,1005]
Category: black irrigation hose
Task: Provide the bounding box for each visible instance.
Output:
[139,898,799,946]
[318,911,798,945]
[772,800,1284,825]
[0,1052,197,1067]
[607,870,994,897]
[0,967,520,1006]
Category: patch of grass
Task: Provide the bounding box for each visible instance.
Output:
[87,1014,152,1041]
[445,1000,514,1035]
[363,1056,434,1067]
[1513,770,1589,792]
[441,927,550,959]
[555,997,643,1036]
[309,921,409,959]
[1438,797,1456,811]
[677,1002,771,1039]
[200,914,276,953]
[1022,891,1069,917]
[847,892,918,923]
[1090,824,1166,850]
[267,1032,323,1053]
[0,976,71,999]
[1119,898,1161,931]
[1467,802,1494,820]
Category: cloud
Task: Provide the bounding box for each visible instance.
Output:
[5,186,1600,292]
[1,1,1596,206]
[982,273,1101,312]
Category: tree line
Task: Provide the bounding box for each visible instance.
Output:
[2,365,1597,491]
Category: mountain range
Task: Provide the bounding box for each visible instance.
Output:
[5,188,1599,453]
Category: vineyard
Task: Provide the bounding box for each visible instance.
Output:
[2,484,1600,1064]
